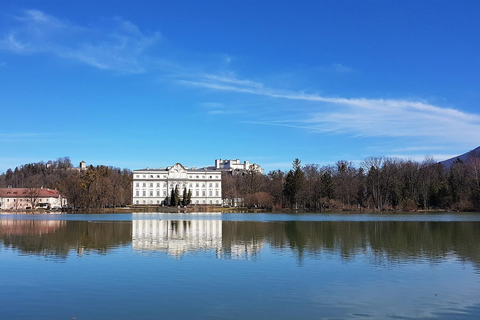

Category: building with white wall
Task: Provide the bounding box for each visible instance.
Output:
[132,163,222,206]
[214,159,264,174]
[0,187,67,210]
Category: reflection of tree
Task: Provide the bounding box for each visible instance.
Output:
[0,221,132,259]
[221,221,480,268]
[1,219,480,269]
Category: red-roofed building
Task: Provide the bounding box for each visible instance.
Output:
[0,187,67,211]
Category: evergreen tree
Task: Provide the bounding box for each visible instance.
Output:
[170,188,175,206]
[320,172,334,200]
[187,189,192,205]
[174,185,180,206]
[283,158,305,209]
[182,187,187,206]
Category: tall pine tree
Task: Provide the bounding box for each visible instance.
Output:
[283,158,305,209]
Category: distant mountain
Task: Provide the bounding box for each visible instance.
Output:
[440,146,480,169]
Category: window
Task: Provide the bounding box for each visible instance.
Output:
[209,191,212,196]
[136,200,139,204]
[157,175,160,178]
[136,191,139,196]
[143,183,146,187]
[143,191,146,197]
[136,183,139,187]
[202,191,205,196]
[150,183,153,187]
[215,183,219,188]
[196,191,199,196]
[150,175,153,178]
[196,183,199,187]
[163,191,167,196]
[143,200,146,204]
[157,191,160,196]
[143,175,146,178]
[216,191,219,196]
[157,183,160,187]
[150,191,153,196]
[209,183,212,187]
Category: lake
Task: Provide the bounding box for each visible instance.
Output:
[1,213,480,319]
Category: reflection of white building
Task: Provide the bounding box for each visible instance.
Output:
[229,241,266,260]
[132,220,222,257]
[132,163,222,206]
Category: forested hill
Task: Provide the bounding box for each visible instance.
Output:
[0,157,132,209]
[440,146,480,169]
[2,153,480,212]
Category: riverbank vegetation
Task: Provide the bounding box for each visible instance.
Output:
[223,157,480,212]
[1,155,479,212]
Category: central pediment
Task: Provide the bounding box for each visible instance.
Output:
[167,163,188,179]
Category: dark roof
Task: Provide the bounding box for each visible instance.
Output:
[0,188,65,198]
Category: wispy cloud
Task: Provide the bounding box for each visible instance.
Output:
[3,9,479,151]
[199,102,246,116]
[0,9,161,73]
[0,133,41,142]
[180,74,480,147]
[319,63,358,74]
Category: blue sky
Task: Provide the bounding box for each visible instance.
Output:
[1,1,479,173]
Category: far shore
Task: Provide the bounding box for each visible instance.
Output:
[1,206,472,215]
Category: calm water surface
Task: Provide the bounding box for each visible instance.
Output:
[1,213,480,319]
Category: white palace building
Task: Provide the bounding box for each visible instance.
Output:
[132,163,222,206]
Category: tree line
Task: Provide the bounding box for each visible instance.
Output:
[0,157,132,209]
[222,156,480,211]
[2,154,480,211]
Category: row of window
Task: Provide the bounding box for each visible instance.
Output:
[135,182,220,188]
[135,174,220,180]
[135,190,220,197]
[1,198,54,202]
[135,199,221,205]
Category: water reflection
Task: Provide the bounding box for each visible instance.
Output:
[2,217,480,319]
[0,219,65,235]
[0,220,131,259]
[1,219,480,268]
[132,220,223,257]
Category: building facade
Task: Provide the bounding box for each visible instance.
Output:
[214,159,264,174]
[0,187,67,210]
[132,163,222,206]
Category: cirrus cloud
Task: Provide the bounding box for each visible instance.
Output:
[0,9,161,73]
